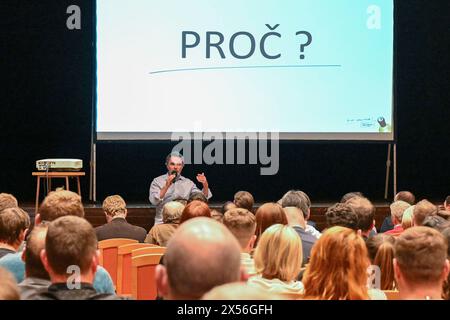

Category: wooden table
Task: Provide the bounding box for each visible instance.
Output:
[32,171,85,213]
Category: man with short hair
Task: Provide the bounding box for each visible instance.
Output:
[149,152,212,225]
[346,197,376,239]
[37,216,125,300]
[233,191,255,212]
[385,200,410,237]
[413,199,438,226]
[0,193,18,212]
[381,191,416,233]
[325,203,359,230]
[156,217,244,300]
[0,190,115,294]
[223,208,257,277]
[19,225,51,300]
[281,190,318,265]
[394,227,449,300]
[145,201,184,246]
[0,207,30,259]
[95,195,147,242]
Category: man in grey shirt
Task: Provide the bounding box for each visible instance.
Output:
[149,152,212,225]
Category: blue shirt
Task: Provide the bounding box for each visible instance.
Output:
[149,173,212,225]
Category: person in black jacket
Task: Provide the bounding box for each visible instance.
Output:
[37,216,126,300]
[95,195,147,242]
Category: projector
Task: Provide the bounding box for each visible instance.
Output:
[36,159,83,171]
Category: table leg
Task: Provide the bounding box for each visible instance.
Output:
[48,178,52,193]
[35,177,40,214]
[66,176,69,191]
[77,177,81,195]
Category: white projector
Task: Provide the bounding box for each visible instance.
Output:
[36,159,83,171]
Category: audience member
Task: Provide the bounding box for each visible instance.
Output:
[394,227,449,300]
[179,200,211,223]
[413,200,438,226]
[366,234,396,290]
[95,195,147,242]
[210,209,224,223]
[233,191,255,212]
[381,191,416,233]
[444,196,450,212]
[155,217,243,300]
[37,216,126,300]
[302,226,385,300]
[385,201,410,236]
[223,208,257,277]
[254,203,288,243]
[325,203,359,230]
[221,201,237,214]
[145,201,184,246]
[18,225,51,299]
[188,192,208,204]
[346,197,376,239]
[340,192,364,203]
[0,207,30,259]
[281,191,317,265]
[248,224,303,295]
[0,193,18,212]
[401,206,415,231]
[441,227,450,300]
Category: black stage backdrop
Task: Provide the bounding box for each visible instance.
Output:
[0,0,449,204]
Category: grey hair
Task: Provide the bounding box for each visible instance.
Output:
[166,151,184,165]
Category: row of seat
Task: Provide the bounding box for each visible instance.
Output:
[98,238,166,299]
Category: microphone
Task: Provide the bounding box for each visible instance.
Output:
[170,170,178,183]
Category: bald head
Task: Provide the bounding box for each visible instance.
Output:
[162,217,242,299]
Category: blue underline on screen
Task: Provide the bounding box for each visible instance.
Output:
[149,64,342,75]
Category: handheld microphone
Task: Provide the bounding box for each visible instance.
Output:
[170,170,178,182]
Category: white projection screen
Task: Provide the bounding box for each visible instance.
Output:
[95,0,395,141]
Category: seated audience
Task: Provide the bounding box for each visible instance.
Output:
[381,191,416,233]
[248,224,304,295]
[340,192,364,203]
[156,217,243,300]
[254,203,288,244]
[281,190,317,265]
[18,225,51,299]
[145,201,184,246]
[0,267,20,300]
[413,200,438,226]
[0,191,115,294]
[221,201,237,214]
[233,191,255,212]
[346,197,376,239]
[188,191,208,204]
[0,193,18,212]
[385,200,411,237]
[0,207,30,259]
[302,226,386,300]
[223,208,257,277]
[394,227,449,300]
[179,200,211,223]
[210,209,224,223]
[325,203,359,230]
[95,195,147,242]
[401,206,415,231]
[366,234,396,290]
[37,216,126,300]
